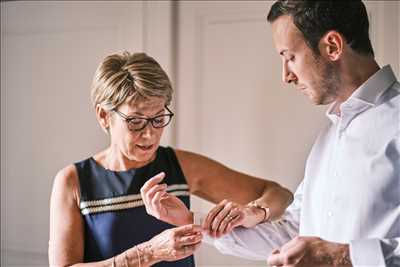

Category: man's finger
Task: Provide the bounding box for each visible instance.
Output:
[267,240,306,266]
[267,252,285,266]
[271,249,280,254]
[279,235,300,252]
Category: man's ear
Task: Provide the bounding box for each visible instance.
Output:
[95,104,110,134]
[319,30,344,62]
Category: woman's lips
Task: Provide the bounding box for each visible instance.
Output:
[136,144,154,151]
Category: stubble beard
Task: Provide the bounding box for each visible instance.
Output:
[313,57,341,105]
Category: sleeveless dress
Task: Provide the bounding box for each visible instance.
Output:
[74,146,194,267]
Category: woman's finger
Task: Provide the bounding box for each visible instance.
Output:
[216,213,234,237]
[202,200,227,232]
[145,183,167,203]
[211,202,235,233]
[180,242,202,257]
[216,208,238,235]
[174,224,202,236]
[217,207,242,235]
[224,213,244,234]
[178,233,203,247]
[152,191,167,216]
[141,172,165,194]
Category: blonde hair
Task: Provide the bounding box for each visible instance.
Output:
[91,51,173,111]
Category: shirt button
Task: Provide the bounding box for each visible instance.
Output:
[328,211,333,217]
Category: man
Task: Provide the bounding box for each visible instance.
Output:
[141,0,399,266]
[210,1,399,266]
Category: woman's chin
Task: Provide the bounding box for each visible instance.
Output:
[129,145,158,163]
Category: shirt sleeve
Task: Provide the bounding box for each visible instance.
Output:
[350,237,400,267]
[196,181,303,260]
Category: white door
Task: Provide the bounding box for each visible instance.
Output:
[0,1,172,265]
[177,1,399,267]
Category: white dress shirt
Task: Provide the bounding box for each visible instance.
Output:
[205,65,400,266]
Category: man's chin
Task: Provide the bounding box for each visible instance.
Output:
[308,93,335,106]
[304,93,321,105]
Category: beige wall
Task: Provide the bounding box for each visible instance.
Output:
[1,1,399,267]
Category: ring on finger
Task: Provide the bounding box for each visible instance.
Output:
[226,214,234,220]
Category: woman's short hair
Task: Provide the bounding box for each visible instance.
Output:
[91,51,173,111]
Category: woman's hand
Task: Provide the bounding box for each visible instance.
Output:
[141,172,193,226]
[143,224,203,263]
[202,199,266,238]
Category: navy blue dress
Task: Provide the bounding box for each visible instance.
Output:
[75,146,194,266]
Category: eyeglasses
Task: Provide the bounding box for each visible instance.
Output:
[113,106,174,132]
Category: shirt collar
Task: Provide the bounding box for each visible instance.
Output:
[326,65,397,123]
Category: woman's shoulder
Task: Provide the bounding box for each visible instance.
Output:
[54,164,79,185]
[172,148,213,166]
[163,146,197,159]
[52,164,81,204]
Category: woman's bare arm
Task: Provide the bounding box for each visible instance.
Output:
[175,149,293,220]
[49,165,201,267]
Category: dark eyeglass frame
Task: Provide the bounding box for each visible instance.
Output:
[113,106,174,132]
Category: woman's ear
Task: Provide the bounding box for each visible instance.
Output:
[95,104,110,134]
[319,30,344,62]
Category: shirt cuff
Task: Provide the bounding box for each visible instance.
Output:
[193,211,205,225]
[350,238,386,266]
[193,211,215,245]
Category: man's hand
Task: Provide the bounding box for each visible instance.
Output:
[267,236,352,267]
[141,172,193,226]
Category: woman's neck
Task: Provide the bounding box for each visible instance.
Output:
[95,147,156,171]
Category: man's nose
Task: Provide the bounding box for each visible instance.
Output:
[282,63,297,84]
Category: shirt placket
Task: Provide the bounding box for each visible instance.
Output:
[324,116,345,236]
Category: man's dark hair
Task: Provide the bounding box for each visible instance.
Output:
[267,0,374,57]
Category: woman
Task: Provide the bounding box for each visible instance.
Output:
[49,51,293,267]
